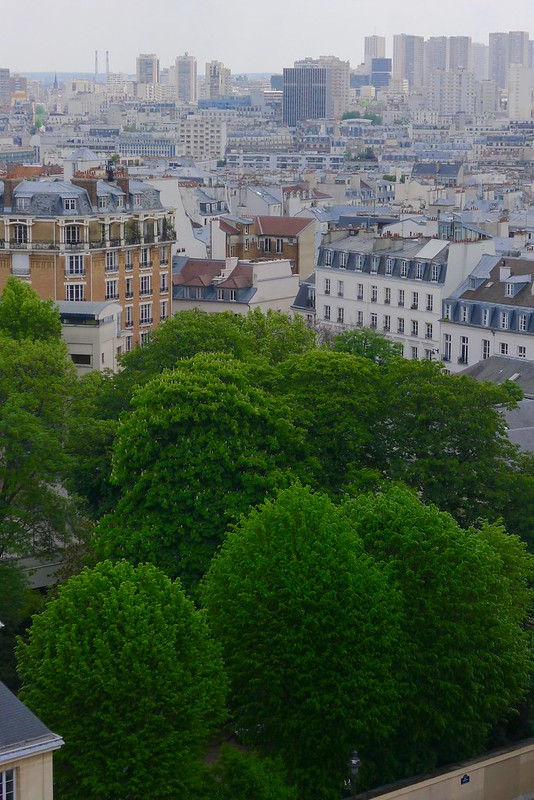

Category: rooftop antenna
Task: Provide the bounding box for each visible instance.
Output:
[95,50,98,82]
[106,50,110,77]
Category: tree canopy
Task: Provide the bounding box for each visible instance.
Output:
[202,484,402,799]
[0,277,62,341]
[17,560,227,800]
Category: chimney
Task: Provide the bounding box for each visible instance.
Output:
[116,177,130,204]
[71,176,98,209]
[2,178,24,211]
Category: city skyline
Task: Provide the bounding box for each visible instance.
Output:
[5,0,534,75]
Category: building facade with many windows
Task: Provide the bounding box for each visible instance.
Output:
[0,171,175,351]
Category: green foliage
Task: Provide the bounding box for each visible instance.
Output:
[17,560,227,800]
[0,277,62,341]
[206,746,297,800]
[382,174,396,182]
[202,484,402,799]
[0,563,41,691]
[93,355,308,590]
[342,111,383,125]
[0,333,78,557]
[343,486,534,780]
[332,327,403,365]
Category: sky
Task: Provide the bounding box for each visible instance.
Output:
[6,0,534,75]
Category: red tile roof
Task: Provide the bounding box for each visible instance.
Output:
[255,216,314,237]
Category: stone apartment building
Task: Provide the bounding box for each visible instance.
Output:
[210,215,316,276]
[0,168,175,352]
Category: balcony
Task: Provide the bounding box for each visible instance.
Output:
[458,356,468,365]
[125,261,133,272]
[140,317,153,327]
[105,293,120,301]
[140,260,152,270]
[105,264,119,274]
[64,241,84,251]
[89,240,106,250]
[398,301,404,307]
[371,297,377,303]
[140,290,152,297]
[109,238,121,248]
[411,303,418,310]
[384,298,390,305]
[125,320,134,329]
[383,325,390,332]
[65,271,85,279]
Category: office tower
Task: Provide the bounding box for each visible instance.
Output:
[429,68,475,115]
[205,60,231,99]
[472,43,489,82]
[371,58,392,89]
[393,34,425,88]
[476,80,499,114]
[425,37,448,76]
[318,55,350,117]
[136,53,159,84]
[364,35,386,69]
[489,33,509,88]
[176,53,197,103]
[507,64,533,119]
[283,65,332,126]
[509,31,529,67]
[0,68,10,106]
[448,37,472,72]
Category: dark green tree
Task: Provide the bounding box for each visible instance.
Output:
[205,746,297,800]
[343,486,534,779]
[17,560,227,800]
[202,484,402,799]
[0,276,62,340]
[0,563,41,691]
[93,354,308,589]
[332,327,403,365]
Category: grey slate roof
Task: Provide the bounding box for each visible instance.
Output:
[462,356,534,399]
[0,681,63,761]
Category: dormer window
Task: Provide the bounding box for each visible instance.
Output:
[482,308,490,326]
[339,252,347,268]
[63,198,76,212]
[16,196,30,211]
[505,283,514,298]
[356,254,363,271]
[461,305,468,322]
[500,311,509,329]
[385,258,394,275]
[415,262,424,279]
[98,196,107,210]
[371,257,379,273]
[116,196,125,208]
[325,250,333,266]
[400,261,408,278]
[469,277,476,290]
[133,194,141,207]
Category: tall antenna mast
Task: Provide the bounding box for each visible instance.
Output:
[95,50,98,82]
[106,50,110,77]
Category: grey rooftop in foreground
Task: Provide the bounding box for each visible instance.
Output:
[0,681,63,765]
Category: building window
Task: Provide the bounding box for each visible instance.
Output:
[443,303,451,319]
[65,225,82,244]
[276,238,283,253]
[105,279,119,300]
[1,769,15,800]
[356,311,363,326]
[431,264,439,282]
[518,345,527,358]
[482,339,490,359]
[217,288,224,301]
[370,313,377,329]
[140,248,150,268]
[426,294,433,311]
[65,283,85,301]
[133,194,142,207]
[500,311,509,329]
[371,257,379,274]
[424,349,433,360]
[244,237,249,251]
[385,287,391,304]
[12,224,28,244]
[338,280,344,297]
[385,258,393,275]
[400,260,408,278]
[443,333,452,361]
[125,277,133,299]
[425,323,433,340]
[415,262,424,279]
[411,320,419,337]
[63,197,76,211]
[140,331,151,345]
[518,313,527,332]
[159,246,168,265]
[357,283,364,300]
[371,285,378,302]
[16,196,30,211]
[324,305,331,321]
[411,346,418,360]
[397,318,405,334]
[499,342,509,355]
[140,275,152,296]
[230,289,237,302]
[324,278,331,295]
[398,289,405,306]
[98,196,107,210]
[337,307,344,323]
[461,305,468,322]
[160,273,168,294]
[324,249,332,266]
[481,308,489,326]
[125,305,133,327]
[460,336,469,364]
[383,314,390,331]
[505,283,514,298]
[140,302,152,325]
[117,196,125,209]
[125,250,133,270]
[411,292,419,309]
[340,252,347,268]
[105,251,117,272]
[356,255,363,271]
[124,334,133,352]
[66,255,84,276]
[160,300,168,320]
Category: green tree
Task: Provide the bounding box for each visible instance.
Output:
[0,277,62,340]
[206,746,297,800]
[332,327,403,365]
[0,334,78,558]
[17,560,227,800]
[202,484,402,799]
[0,563,41,691]
[93,355,308,590]
[343,486,533,780]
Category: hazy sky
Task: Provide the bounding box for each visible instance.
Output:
[6,0,534,75]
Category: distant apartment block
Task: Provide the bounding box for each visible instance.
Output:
[136,53,160,85]
[393,34,425,88]
[283,64,332,126]
[176,53,197,103]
